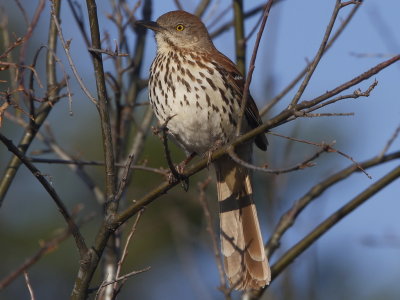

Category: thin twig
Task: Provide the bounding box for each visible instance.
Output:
[4,112,105,204]
[0,0,62,205]
[265,150,400,260]
[0,133,88,258]
[111,209,145,297]
[26,157,168,176]
[14,0,29,25]
[23,272,36,300]
[257,165,400,299]
[0,61,44,88]
[115,154,135,201]
[0,212,95,290]
[237,0,275,136]
[50,7,98,105]
[18,0,46,64]
[260,1,362,116]
[288,0,343,108]
[302,80,378,114]
[66,0,91,47]
[174,0,184,10]
[197,177,229,295]
[194,0,211,17]
[294,112,354,118]
[379,124,400,159]
[0,0,45,60]
[227,146,323,174]
[93,267,151,295]
[210,3,271,38]
[268,132,371,178]
[88,47,128,57]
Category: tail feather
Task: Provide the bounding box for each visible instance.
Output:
[214,146,271,290]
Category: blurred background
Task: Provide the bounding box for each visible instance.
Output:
[0,0,399,299]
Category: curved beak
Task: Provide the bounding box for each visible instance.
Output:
[135,20,163,32]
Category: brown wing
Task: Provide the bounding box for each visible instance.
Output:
[213,51,268,151]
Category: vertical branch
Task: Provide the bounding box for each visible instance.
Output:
[70,1,119,299]
[0,0,61,205]
[233,0,246,75]
[86,0,117,212]
[236,0,274,136]
[121,0,152,146]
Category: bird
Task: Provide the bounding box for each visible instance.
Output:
[136,10,271,290]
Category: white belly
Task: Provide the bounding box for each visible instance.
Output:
[148,51,239,154]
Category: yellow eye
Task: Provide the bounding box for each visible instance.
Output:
[176,24,185,31]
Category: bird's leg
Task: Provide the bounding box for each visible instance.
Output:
[156,115,190,191]
[176,152,196,173]
[166,152,196,192]
[205,139,224,166]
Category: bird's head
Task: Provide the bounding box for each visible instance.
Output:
[136,10,214,52]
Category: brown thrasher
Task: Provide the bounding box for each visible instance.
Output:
[137,10,271,290]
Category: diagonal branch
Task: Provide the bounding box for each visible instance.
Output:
[0,211,95,290]
[265,150,400,259]
[0,133,88,258]
[115,53,400,228]
[288,0,345,108]
[257,165,400,299]
[260,1,362,115]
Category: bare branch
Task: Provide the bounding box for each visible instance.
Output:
[288,0,344,108]
[265,151,400,260]
[379,124,400,159]
[237,0,275,136]
[111,209,145,297]
[115,53,400,229]
[260,2,362,115]
[0,212,95,290]
[230,145,323,174]
[0,133,88,258]
[194,0,211,17]
[23,272,36,300]
[262,165,400,298]
[0,0,62,205]
[50,6,98,105]
[197,177,229,296]
[268,132,371,178]
[93,267,151,293]
[233,0,246,75]
[26,157,168,176]
[88,47,128,57]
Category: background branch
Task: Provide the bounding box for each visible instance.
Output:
[0,0,61,205]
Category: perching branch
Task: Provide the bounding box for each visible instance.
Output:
[115,53,399,232]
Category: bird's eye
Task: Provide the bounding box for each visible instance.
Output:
[176,24,185,31]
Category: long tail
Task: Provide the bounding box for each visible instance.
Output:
[214,145,270,290]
